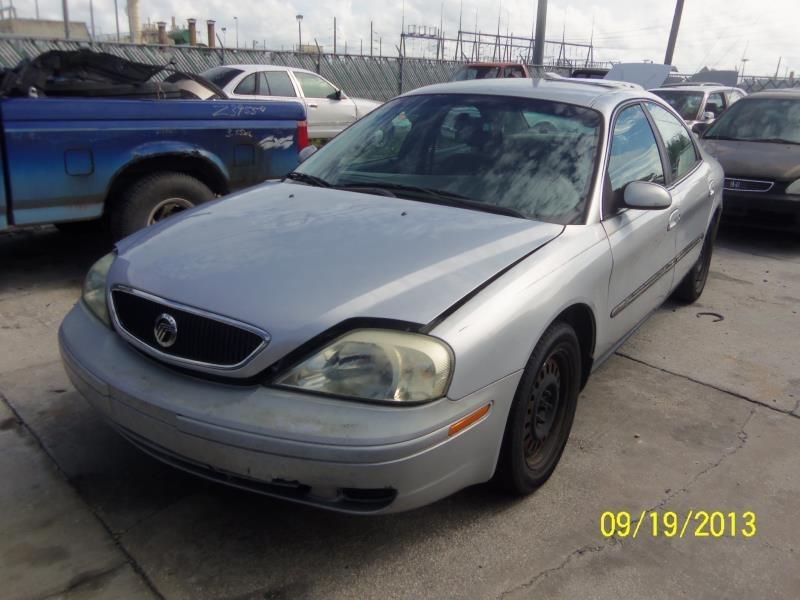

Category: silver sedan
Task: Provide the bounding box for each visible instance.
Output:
[59,77,723,514]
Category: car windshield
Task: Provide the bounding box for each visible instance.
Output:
[704,97,800,144]
[294,94,602,225]
[452,66,502,81]
[201,67,244,88]
[651,90,704,120]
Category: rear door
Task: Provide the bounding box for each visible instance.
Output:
[645,102,712,284]
[291,71,356,138]
[601,103,676,345]
[257,70,300,106]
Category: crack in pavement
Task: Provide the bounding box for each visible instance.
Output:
[616,351,800,421]
[38,562,128,600]
[497,405,757,597]
[497,538,620,599]
[0,389,166,600]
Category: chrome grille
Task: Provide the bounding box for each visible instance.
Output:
[110,288,268,369]
[724,178,774,193]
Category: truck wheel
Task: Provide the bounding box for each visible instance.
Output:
[110,172,214,240]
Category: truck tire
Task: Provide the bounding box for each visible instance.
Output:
[110,172,214,241]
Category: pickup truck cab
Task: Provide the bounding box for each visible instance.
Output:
[203,65,382,140]
[0,97,307,239]
[450,62,530,81]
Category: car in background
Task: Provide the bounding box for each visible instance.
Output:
[202,65,381,140]
[700,89,800,231]
[650,83,746,130]
[570,67,609,79]
[451,62,530,81]
[60,77,723,514]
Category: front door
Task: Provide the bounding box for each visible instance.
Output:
[601,103,676,349]
[292,71,357,139]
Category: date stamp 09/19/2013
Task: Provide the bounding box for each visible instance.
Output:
[599,510,757,539]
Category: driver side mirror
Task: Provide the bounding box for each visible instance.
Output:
[329,89,342,100]
[701,111,715,122]
[623,181,672,210]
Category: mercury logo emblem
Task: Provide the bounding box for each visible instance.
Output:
[154,313,178,348]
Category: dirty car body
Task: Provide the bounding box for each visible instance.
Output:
[60,78,723,514]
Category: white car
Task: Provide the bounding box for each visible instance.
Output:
[202,64,382,140]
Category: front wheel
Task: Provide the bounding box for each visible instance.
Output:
[494,322,581,495]
[110,172,214,241]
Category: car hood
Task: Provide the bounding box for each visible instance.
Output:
[112,183,562,368]
[701,138,800,181]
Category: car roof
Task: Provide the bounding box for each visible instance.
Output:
[650,84,735,93]
[404,75,650,112]
[218,64,316,76]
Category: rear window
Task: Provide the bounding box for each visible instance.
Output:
[201,67,244,88]
[452,66,502,81]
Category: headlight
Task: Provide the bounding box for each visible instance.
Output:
[786,179,800,195]
[274,329,453,402]
[82,253,115,327]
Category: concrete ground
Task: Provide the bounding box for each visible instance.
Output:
[1,224,798,600]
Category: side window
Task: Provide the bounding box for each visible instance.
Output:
[504,66,526,78]
[646,103,699,181]
[259,71,297,97]
[606,104,665,214]
[705,92,725,117]
[234,73,257,95]
[294,72,338,98]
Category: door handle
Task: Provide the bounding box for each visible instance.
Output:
[308,103,318,108]
[668,209,681,230]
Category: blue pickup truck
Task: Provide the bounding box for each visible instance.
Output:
[0,51,307,239]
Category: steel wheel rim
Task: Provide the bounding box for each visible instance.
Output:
[523,350,569,470]
[147,198,194,225]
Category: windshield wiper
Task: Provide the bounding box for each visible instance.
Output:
[285,171,332,187]
[343,182,528,220]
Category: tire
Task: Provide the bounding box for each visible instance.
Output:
[110,172,214,241]
[494,322,581,495]
[671,212,720,303]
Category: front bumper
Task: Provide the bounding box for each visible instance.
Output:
[59,302,521,514]
[723,190,800,230]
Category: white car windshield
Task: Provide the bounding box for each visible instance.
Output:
[295,94,603,225]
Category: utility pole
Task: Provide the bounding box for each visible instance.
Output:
[35,0,40,19]
[89,0,95,40]
[296,14,303,52]
[532,0,547,66]
[664,0,684,65]
[62,0,70,39]
[234,16,238,48]
[370,21,373,56]
[333,17,337,54]
[774,56,781,78]
[113,0,120,41]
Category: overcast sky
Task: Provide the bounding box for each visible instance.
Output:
[30,0,799,76]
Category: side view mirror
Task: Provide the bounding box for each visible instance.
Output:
[623,181,672,210]
[298,145,318,163]
[329,89,342,100]
[692,121,711,136]
[701,111,715,122]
